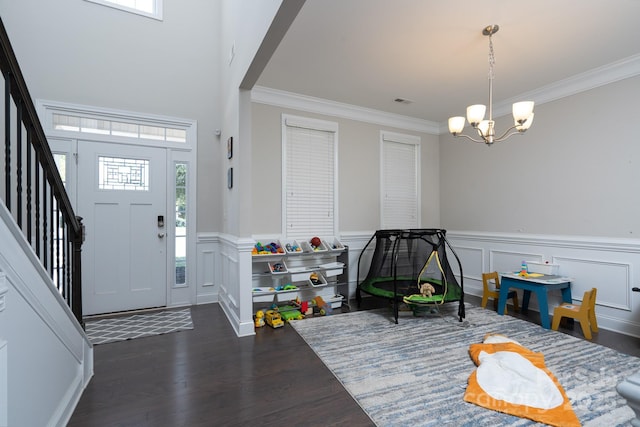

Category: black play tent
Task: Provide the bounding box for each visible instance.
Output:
[356,229,465,323]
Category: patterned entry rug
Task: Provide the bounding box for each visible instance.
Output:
[84,308,194,345]
[290,303,640,426]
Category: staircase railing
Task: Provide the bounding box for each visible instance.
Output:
[0,17,84,326]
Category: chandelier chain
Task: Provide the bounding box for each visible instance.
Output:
[488,34,495,81]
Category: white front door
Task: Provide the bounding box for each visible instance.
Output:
[78,141,167,315]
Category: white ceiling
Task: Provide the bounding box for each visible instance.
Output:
[256,0,640,127]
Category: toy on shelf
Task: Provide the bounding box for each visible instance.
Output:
[252,241,285,255]
[270,262,286,273]
[309,272,322,286]
[254,310,265,328]
[310,236,323,251]
[285,242,302,253]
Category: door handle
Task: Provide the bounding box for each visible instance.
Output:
[158,233,165,238]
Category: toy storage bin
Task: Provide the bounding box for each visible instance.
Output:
[527,261,559,275]
[288,267,312,283]
[301,238,328,253]
[323,237,345,251]
[319,261,344,277]
[268,261,288,274]
[253,240,285,255]
[326,294,344,308]
[308,272,327,288]
[282,239,304,254]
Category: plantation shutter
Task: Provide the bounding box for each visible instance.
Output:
[283,116,337,239]
[381,132,420,229]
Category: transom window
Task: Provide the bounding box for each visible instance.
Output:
[52,113,186,143]
[85,0,163,20]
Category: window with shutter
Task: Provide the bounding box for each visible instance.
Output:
[85,0,163,20]
[282,115,338,239]
[380,131,420,229]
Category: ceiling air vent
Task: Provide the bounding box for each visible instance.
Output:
[394,98,413,105]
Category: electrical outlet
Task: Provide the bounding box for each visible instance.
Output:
[229,42,235,65]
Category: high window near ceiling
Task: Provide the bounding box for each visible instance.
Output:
[380,131,421,229]
[85,0,163,20]
[282,115,338,239]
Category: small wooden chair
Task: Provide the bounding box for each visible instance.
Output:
[481,272,519,313]
[551,288,599,339]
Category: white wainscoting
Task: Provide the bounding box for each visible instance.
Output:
[197,230,640,338]
[196,233,219,305]
[196,233,255,337]
[447,231,640,337]
[0,338,6,427]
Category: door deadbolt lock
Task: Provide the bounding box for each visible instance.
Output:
[158,233,165,238]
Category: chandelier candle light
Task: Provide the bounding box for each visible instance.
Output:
[448,25,534,146]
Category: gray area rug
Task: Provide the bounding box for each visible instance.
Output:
[290,304,640,426]
[85,308,194,345]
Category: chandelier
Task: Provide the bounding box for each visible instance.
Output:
[448,25,534,146]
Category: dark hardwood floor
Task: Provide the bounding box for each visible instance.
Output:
[68,302,375,427]
[68,296,640,427]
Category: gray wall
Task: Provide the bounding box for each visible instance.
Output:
[440,75,640,238]
[251,102,440,236]
[0,0,221,231]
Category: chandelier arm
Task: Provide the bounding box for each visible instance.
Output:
[493,125,522,142]
[453,133,488,144]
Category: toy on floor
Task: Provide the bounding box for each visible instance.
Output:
[280,309,304,322]
[265,309,284,328]
[313,295,333,316]
[254,310,265,328]
[292,296,312,315]
[300,300,310,315]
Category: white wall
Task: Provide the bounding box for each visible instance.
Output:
[215,0,294,336]
[440,75,640,238]
[0,0,221,232]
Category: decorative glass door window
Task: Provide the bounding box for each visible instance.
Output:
[174,163,187,286]
[98,156,149,191]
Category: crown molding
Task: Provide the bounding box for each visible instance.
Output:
[252,55,640,137]
[251,86,441,134]
[510,53,640,108]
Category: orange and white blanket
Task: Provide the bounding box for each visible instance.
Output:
[464,334,580,427]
